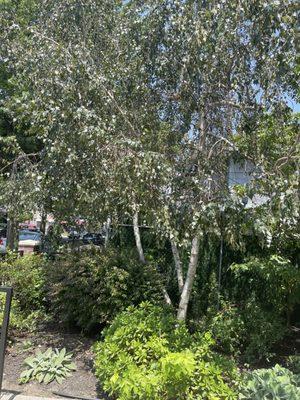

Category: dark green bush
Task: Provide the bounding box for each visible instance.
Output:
[286,355,300,375]
[242,300,286,363]
[0,253,47,331]
[209,254,299,362]
[94,302,238,400]
[204,303,246,357]
[230,255,300,325]
[46,248,164,332]
[203,299,286,363]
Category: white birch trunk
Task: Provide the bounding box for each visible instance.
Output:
[133,212,172,304]
[177,235,200,321]
[104,216,111,248]
[162,288,172,306]
[133,211,146,264]
[170,238,184,293]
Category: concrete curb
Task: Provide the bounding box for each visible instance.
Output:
[1,393,69,400]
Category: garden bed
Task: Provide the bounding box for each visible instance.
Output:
[3,329,109,399]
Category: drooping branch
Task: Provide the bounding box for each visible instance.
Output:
[0,152,40,173]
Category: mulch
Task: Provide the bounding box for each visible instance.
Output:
[2,329,110,400]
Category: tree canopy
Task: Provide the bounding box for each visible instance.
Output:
[0,0,298,319]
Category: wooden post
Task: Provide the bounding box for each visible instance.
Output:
[0,287,13,392]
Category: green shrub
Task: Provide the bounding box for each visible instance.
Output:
[46,248,164,332]
[203,300,286,363]
[230,255,300,324]
[0,295,47,332]
[286,355,300,375]
[212,254,298,362]
[0,253,47,331]
[205,303,246,357]
[239,365,300,399]
[242,300,286,363]
[94,302,238,400]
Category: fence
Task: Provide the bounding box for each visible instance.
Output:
[0,287,12,393]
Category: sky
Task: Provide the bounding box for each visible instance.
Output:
[287,98,300,112]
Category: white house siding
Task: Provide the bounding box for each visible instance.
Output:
[228,159,255,187]
[228,160,269,208]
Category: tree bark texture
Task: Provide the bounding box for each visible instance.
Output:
[177,235,200,321]
[170,238,184,293]
[104,216,111,248]
[133,211,146,264]
[6,216,17,251]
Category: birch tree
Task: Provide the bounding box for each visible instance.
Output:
[1,0,297,320]
[120,0,297,320]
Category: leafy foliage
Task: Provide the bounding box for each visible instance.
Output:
[239,365,300,400]
[46,248,164,332]
[0,253,47,331]
[241,301,287,363]
[286,355,300,375]
[232,113,299,254]
[1,0,298,320]
[204,255,300,362]
[94,302,238,400]
[20,347,76,385]
[203,300,286,363]
[204,303,246,357]
[231,255,300,324]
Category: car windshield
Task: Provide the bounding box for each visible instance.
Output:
[19,231,41,241]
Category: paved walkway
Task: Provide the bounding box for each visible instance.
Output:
[0,392,106,400]
[1,393,70,400]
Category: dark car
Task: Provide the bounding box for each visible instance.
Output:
[81,233,104,246]
[68,230,81,241]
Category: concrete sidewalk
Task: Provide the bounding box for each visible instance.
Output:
[1,393,69,400]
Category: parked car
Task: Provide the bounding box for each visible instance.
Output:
[68,230,81,241]
[18,230,42,254]
[0,230,42,255]
[0,236,6,255]
[81,232,105,246]
[0,225,7,255]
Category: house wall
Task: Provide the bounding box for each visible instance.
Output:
[228,159,254,187]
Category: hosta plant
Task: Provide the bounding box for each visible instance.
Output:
[239,364,300,400]
[20,348,76,384]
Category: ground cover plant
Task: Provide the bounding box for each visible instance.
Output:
[3,330,98,398]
